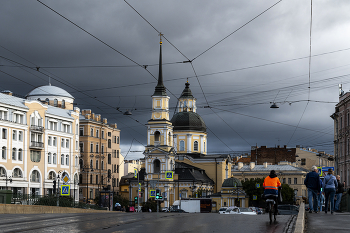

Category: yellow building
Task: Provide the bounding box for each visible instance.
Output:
[79,109,121,203]
[0,85,80,200]
[120,38,236,211]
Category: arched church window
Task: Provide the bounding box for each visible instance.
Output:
[154,131,160,145]
[204,142,206,152]
[180,141,185,151]
[54,99,58,107]
[153,159,160,173]
[194,141,198,151]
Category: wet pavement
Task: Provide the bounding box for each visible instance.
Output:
[305,211,350,233]
[0,212,293,233]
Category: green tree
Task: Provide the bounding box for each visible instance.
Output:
[142,198,157,212]
[281,183,294,204]
[242,178,265,207]
[113,194,129,209]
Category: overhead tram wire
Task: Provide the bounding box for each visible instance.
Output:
[191,0,283,62]
[123,0,191,62]
[122,0,239,151]
[36,0,180,101]
[211,106,333,136]
[286,0,313,146]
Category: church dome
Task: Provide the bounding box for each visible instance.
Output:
[222,177,242,187]
[171,111,206,132]
[26,85,74,99]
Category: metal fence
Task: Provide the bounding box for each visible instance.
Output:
[10,194,107,210]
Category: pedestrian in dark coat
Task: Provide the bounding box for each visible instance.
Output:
[335,175,345,212]
[304,166,321,213]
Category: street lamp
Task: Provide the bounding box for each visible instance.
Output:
[73,176,79,206]
[1,171,12,189]
[82,164,94,203]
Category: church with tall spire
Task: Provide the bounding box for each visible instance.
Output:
[120,36,247,213]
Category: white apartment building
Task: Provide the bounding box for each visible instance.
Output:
[0,85,80,200]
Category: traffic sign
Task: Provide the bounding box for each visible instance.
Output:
[61,185,70,196]
[150,190,155,197]
[134,169,138,178]
[321,167,334,176]
[253,195,257,200]
[62,174,70,185]
[138,183,141,192]
[165,171,173,179]
[256,183,260,188]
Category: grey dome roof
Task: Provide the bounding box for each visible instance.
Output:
[222,177,242,187]
[171,111,206,132]
[26,85,74,99]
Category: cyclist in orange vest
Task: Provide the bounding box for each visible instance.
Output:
[263,170,281,214]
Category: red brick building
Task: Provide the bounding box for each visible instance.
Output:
[250,145,296,165]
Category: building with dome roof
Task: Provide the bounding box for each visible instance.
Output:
[171,81,207,155]
[121,38,237,212]
[0,85,80,200]
[26,84,75,110]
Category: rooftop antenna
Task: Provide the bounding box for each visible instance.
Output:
[339,84,344,96]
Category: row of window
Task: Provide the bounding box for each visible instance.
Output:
[79,159,119,173]
[1,147,23,161]
[178,140,205,152]
[80,127,119,143]
[0,167,23,178]
[0,110,25,124]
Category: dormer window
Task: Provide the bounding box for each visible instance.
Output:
[62,99,65,108]
[54,99,58,107]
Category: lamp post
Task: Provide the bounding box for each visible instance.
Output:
[234,182,239,207]
[134,167,140,213]
[82,164,94,203]
[56,171,63,207]
[73,176,79,206]
[1,171,12,190]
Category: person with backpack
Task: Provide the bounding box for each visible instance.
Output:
[323,168,338,214]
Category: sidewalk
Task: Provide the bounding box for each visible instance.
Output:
[305,211,350,233]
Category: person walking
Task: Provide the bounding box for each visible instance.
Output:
[323,168,338,214]
[335,175,345,212]
[304,166,321,213]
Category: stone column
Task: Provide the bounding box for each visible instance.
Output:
[187,134,192,153]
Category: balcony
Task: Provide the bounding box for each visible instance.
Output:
[30,141,44,149]
[30,125,44,132]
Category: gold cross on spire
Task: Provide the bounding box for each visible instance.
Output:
[159,32,163,44]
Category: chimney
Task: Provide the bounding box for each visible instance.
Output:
[284,145,287,149]
[85,114,91,119]
[238,162,243,170]
[103,118,108,124]
[1,90,13,96]
[249,162,255,170]
[263,162,268,168]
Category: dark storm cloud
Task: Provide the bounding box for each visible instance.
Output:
[1,0,349,159]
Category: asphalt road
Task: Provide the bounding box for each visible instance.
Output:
[0,212,294,233]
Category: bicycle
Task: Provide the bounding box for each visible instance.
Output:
[265,194,278,224]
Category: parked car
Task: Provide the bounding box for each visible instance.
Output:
[239,207,257,215]
[218,207,228,214]
[277,205,299,215]
[224,207,240,214]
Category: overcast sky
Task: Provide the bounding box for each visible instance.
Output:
[1,0,350,160]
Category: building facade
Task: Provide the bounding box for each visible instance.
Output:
[331,88,350,190]
[79,109,121,203]
[250,145,334,171]
[0,85,80,200]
